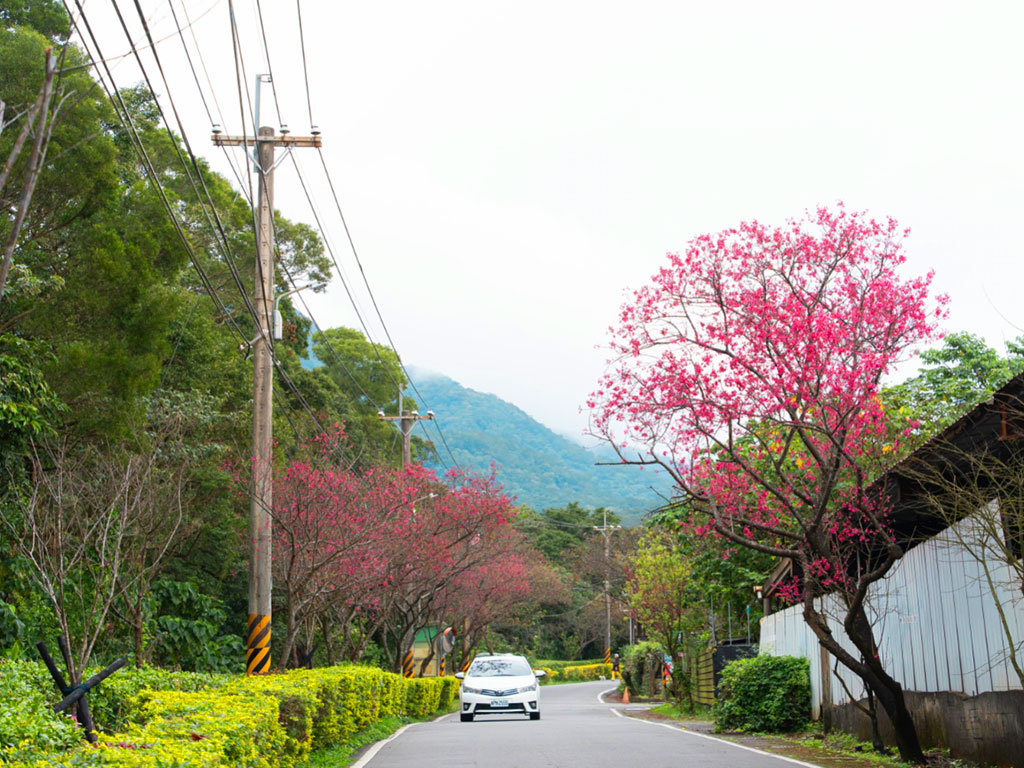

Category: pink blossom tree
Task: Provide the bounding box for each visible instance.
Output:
[590,206,945,762]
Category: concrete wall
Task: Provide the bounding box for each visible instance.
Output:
[828,690,1024,768]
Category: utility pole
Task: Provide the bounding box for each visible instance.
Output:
[213,83,321,675]
[593,509,621,662]
[378,391,434,467]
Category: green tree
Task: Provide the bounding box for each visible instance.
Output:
[627,530,704,710]
[884,331,1024,442]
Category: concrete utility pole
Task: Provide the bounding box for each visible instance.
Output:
[213,96,321,675]
[378,391,434,467]
[593,509,621,661]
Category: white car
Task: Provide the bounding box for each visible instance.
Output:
[456,653,546,721]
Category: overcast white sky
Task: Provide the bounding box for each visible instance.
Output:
[82,1,1024,441]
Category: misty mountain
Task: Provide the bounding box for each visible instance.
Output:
[408,370,670,523]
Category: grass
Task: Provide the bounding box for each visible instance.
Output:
[648,701,713,720]
[638,707,992,768]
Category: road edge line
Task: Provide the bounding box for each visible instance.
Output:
[601,692,825,768]
[349,722,421,768]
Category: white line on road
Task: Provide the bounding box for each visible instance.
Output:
[349,722,422,768]
[599,688,825,768]
[349,712,454,768]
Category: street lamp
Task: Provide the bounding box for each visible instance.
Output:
[273,283,325,340]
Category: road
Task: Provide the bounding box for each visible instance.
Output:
[355,680,820,768]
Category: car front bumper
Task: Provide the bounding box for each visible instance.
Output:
[460,689,539,716]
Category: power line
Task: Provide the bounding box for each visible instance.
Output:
[295,0,314,131]
[73,0,332,444]
[253,0,282,125]
[310,148,461,468]
[167,1,386,425]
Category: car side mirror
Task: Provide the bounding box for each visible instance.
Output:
[455,672,465,679]
[534,669,546,677]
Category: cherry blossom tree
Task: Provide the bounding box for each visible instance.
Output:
[590,206,945,762]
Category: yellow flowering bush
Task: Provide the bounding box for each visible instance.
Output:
[436,676,459,710]
[560,663,612,681]
[403,678,442,718]
[378,671,406,717]
[1,663,455,768]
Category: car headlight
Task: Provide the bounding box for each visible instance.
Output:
[462,684,482,694]
[516,682,537,694]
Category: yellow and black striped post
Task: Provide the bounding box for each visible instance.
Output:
[604,647,611,665]
[439,656,445,676]
[402,650,415,678]
[247,614,271,675]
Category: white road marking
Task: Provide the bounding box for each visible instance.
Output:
[350,712,453,768]
[599,688,825,768]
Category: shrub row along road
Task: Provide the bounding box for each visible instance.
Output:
[355,680,821,768]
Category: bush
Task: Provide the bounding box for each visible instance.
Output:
[0,659,82,763]
[0,662,454,767]
[88,665,221,733]
[403,678,443,718]
[436,676,459,710]
[713,655,810,733]
[559,663,612,682]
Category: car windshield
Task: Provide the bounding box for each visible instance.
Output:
[467,658,532,677]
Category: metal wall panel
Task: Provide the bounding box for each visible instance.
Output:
[759,509,1024,715]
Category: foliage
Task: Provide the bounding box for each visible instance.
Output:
[558,663,612,682]
[621,640,667,696]
[0,659,81,763]
[1,662,456,767]
[882,331,1024,451]
[626,530,706,708]
[713,655,810,733]
[145,581,243,673]
[86,664,221,735]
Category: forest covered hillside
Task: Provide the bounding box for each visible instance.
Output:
[407,369,670,522]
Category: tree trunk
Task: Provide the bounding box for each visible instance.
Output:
[804,600,926,764]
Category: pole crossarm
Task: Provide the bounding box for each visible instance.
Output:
[212,134,322,147]
[378,405,435,468]
[378,412,435,424]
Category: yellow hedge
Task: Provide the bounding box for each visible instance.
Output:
[560,663,612,681]
[3,666,457,768]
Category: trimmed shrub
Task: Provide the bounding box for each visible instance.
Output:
[378,671,406,718]
[88,665,221,733]
[559,663,612,682]
[534,658,602,675]
[713,655,810,733]
[0,662,454,767]
[436,677,459,710]
[403,678,443,718]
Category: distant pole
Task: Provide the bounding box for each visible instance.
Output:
[593,509,620,658]
[379,390,435,468]
[214,89,322,674]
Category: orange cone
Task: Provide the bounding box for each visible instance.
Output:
[622,688,630,704]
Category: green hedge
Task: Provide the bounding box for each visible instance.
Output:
[559,663,612,682]
[713,655,810,733]
[0,661,458,768]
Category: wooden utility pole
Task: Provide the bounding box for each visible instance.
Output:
[378,392,434,468]
[593,509,620,662]
[213,121,321,675]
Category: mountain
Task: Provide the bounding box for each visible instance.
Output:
[408,370,670,523]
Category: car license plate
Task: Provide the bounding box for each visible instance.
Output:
[490,698,509,707]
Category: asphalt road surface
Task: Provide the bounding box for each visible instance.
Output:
[354,680,820,768]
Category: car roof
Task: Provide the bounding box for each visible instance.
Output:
[472,653,525,659]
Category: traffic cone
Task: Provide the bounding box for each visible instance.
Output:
[622,687,630,704]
